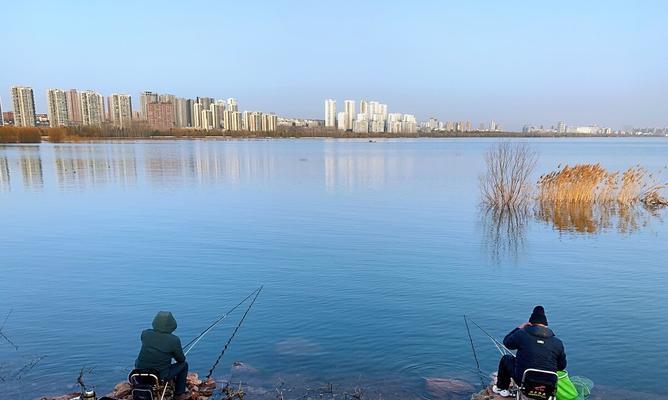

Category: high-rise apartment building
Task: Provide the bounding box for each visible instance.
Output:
[336,112,346,131]
[109,94,133,129]
[226,98,238,112]
[0,96,4,125]
[210,102,224,129]
[175,98,191,128]
[139,91,159,119]
[146,102,174,131]
[343,100,355,131]
[11,86,37,127]
[262,113,277,132]
[80,90,105,126]
[325,99,336,128]
[192,103,202,129]
[47,89,69,127]
[223,109,241,131]
[359,100,368,116]
[66,89,82,125]
[557,121,566,133]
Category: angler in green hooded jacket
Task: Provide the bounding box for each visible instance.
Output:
[135,311,189,397]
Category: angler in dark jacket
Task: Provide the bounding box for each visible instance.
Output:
[135,311,189,398]
[492,306,567,397]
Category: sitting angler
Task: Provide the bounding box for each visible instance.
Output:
[135,311,189,400]
[493,306,567,397]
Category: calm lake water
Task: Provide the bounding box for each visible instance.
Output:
[1,138,667,399]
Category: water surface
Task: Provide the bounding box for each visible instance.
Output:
[1,138,667,399]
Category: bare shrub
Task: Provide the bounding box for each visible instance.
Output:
[480,142,537,210]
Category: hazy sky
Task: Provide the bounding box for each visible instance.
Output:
[2,0,666,130]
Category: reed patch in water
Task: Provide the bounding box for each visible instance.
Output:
[537,164,668,206]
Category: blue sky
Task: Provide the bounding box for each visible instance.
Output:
[2,0,667,129]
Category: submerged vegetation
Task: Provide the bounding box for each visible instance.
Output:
[537,164,668,207]
[481,143,668,238]
[479,142,538,210]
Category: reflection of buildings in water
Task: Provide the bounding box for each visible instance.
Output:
[54,144,137,189]
[535,202,657,234]
[0,156,10,192]
[144,142,279,187]
[20,151,44,189]
[324,145,414,191]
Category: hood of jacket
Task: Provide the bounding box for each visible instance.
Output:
[152,311,177,333]
[525,325,555,339]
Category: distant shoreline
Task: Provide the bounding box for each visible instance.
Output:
[1,125,667,144]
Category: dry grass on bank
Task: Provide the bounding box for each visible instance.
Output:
[537,164,668,206]
[0,127,42,143]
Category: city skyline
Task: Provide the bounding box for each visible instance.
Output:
[1,1,666,131]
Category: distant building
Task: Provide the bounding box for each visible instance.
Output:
[80,90,105,126]
[11,86,37,127]
[0,96,3,125]
[2,112,14,125]
[325,99,336,128]
[192,102,202,129]
[336,112,346,130]
[146,101,175,131]
[139,91,159,119]
[47,89,69,127]
[557,121,566,133]
[226,98,238,112]
[109,93,133,129]
[223,109,241,131]
[175,98,192,128]
[353,113,369,133]
[66,89,82,125]
[359,100,368,116]
[343,100,355,131]
[36,113,49,127]
[262,113,277,131]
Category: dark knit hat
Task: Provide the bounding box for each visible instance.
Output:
[529,305,548,326]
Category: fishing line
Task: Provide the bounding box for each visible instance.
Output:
[206,285,263,379]
[467,317,513,356]
[183,286,262,355]
[157,287,262,400]
[464,315,486,388]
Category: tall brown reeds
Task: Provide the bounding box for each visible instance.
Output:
[538,164,667,206]
[480,142,538,210]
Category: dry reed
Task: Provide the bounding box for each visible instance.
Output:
[537,164,667,206]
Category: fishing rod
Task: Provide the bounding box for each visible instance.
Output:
[183,286,262,355]
[157,287,262,400]
[466,317,513,356]
[206,285,263,379]
[464,315,486,388]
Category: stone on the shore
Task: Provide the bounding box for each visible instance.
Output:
[425,377,476,399]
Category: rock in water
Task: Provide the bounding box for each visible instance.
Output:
[425,378,476,400]
[231,360,258,374]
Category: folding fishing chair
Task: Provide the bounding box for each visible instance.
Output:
[515,368,558,400]
[128,368,172,400]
